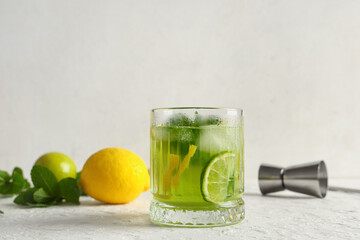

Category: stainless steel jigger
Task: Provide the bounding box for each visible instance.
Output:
[258,161,328,198]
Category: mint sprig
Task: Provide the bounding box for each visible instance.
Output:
[0,167,30,196]
[14,165,80,207]
[169,113,222,127]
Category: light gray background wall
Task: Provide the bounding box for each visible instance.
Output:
[1,0,359,179]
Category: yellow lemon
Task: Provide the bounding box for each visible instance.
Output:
[80,148,150,204]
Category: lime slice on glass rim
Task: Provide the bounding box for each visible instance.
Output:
[201,152,236,204]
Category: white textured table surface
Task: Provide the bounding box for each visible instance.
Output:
[1,180,359,240]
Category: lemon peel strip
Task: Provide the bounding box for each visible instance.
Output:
[163,154,180,195]
[172,145,197,189]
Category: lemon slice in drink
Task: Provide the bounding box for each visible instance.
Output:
[201,152,236,203]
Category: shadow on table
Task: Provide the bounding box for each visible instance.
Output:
[50,198,157,228]
[244,192,313,199]
[4,197,159,228]
[32,211,156,228]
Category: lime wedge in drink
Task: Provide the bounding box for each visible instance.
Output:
[201,152,236,203]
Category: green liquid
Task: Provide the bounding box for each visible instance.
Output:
[150,125,244,209]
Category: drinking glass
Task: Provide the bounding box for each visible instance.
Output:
[150,107,244,227]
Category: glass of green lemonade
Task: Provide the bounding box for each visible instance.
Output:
[150,107,244,227]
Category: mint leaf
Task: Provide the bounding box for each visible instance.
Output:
[193,115,222,126]
[0,168,31,195]
[23,188,37,204]
[58,178,80,204]
[31,165,58,197]
[24,179,31,189]
[0,177,4,186]
[170,113,192,127]
[14,188,54,207]
[26,202,54,207]
[0,184,11,194]
[12,167,23,176]
[14,191,27,205]
[0,170,10,182]
[0,210,3,214]
[33,188,56,203]
[0,170,10,192]
[10,171,26,194]
[14,188,36,205]
[76,171,87,196]
[13,167,30,190]
[169,113,222,127]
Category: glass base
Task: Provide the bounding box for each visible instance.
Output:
[150,199,245,228]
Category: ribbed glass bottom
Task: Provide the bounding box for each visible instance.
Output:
[150,199,245,228]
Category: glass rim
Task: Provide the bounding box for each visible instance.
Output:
[151,107,243,112]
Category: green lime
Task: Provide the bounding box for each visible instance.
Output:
[35,152,77,181]
[201,152,236,203]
